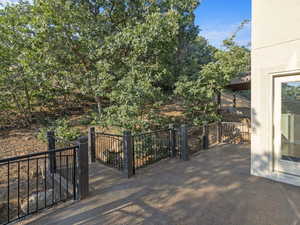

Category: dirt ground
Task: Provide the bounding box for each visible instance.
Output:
[0,92,250,160]
[0,128,47,159]
[20,144,300,225]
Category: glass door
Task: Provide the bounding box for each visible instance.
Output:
[274,75,300,176]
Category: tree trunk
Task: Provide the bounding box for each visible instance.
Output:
[95,96,102,115]
[23,80,32,125]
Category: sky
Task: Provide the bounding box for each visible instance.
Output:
[1,0,18,4]
[195,0,252,48]
[1,0,252,48]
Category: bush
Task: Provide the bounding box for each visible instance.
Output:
[37,118,81,143]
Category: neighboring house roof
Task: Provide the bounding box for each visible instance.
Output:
[226,73,251,91]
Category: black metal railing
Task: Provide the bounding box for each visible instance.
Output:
[133,129,171,170]
[92,122,251,174]
[0,146,78,225]
[221,122,250,144]
[95,133,124,170]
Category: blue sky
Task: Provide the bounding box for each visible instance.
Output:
[195,0,251,48]
[1,0,19,4]
[2,0,251,48]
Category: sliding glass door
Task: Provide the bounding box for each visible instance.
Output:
[274,75,300,176]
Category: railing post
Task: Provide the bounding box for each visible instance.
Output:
[202,122,209,149]
[180,124,189,161]
[217,122,222,143]
[76,136,89,200]
[47,131,56,173]
[169,124,176,157]
[88,127,96,163]
[123,131,134,178]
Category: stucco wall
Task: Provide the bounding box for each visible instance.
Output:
[251,0,300,185]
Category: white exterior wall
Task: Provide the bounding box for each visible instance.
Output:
[251,0,300,186]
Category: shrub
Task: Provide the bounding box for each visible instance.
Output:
[37,118,81,143]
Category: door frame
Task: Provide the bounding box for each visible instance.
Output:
[273,74,300,176]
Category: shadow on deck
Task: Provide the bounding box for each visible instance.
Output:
[21,144,300,225]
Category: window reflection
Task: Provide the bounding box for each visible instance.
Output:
[281,82,300,161]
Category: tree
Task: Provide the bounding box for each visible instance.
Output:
[0,2,37,126]
[175,20,251,125]
[0,0,202,131]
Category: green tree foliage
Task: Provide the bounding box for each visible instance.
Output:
[0,0,248,131]
[0,2,37,126]
[175,21,251,125]
[0,0,202,131]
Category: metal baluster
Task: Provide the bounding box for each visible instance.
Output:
[105,136,107,165]
[119,138,122,170]
[136,136,138,172]
[154,134,157,162]
[66,156,69,200]
[145,135,148,166]
[119,139,121,170]
[17,161,20,218]
[98,135,101,162]
[113,137,115,168]
[144,135,147,166]
[118,139,121,170]
[140,136,142,168]
[27,159,30,214]
[101,135,103,163]
[112,137,115,168]
[52,161,54,205]
[139,136,142,168]
[153,134,156,163]
[132,136,135,172]
[44,155,47,208]
[73,148,77,200]
[95,135,98,161]
[141,136,143,167]
[36,159,39,212]
[7,161,10,223]
[59,152,62,201]
[103,136,106,165]
[109,136,111,166]
[100,136,103,163]
[110,137,113,168]
[101,135,103,162]
[157,134,159,160]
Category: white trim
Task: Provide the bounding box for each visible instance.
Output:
[252,170,300,187]
[273,74,300,175]
[270,69,300,77]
